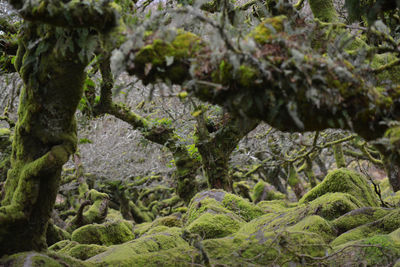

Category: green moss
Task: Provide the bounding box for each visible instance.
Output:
[256,199,294,213]
[87,227,196,266]
[237,192,362,239]
[332,207,392,234]
[133,30,203,84]
[287,215,337,242]
[186,213,243,239]
[385,191,400,206]
[0,251,90,267]
[86,189,109,202]
[331,234,400,266]
[105,208,125,222]
[252,181,285,203]
[71,220,134,246]
[331,208,400,247]
[49,240,107,260]
[0,128,11,137]
[299,168,379,207]
[133,214,183,237]
[221,192,264,221]
[372,53,400,84]
[203,230,328,266]
[384,125,400,150]
[380,178,393,198]
[248,15,287,45]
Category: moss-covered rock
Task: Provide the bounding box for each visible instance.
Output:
[252,181,285,203]
[87,227,200,266]
[133,213,183,237]
[385,190,400,207]
[71,220,134,246]
[256,199,296,213]
[49,240,107,260]
[203,230,328,266]
[332,207,392,234]
[287,215,337,243]
[331,208,400,247]
[299,168,379,207]
[186,213,243,239]
[238,192,363,239]
[329,234,400,266]
[186,190,264,225]
[0,251,90,267]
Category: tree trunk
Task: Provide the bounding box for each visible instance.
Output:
[384,155,400,192]
[0,24,85,255]
[195,112,258,191]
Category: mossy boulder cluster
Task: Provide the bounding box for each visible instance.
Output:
[3,168,400,266]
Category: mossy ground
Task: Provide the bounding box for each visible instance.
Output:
[3,169,400,266]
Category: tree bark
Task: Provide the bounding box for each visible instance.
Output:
[0,23,85,254]
[195,112,259,191]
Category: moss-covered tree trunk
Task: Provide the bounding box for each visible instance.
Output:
[0,23,85,255]
[195,112,258,190]
[384,155,400,192]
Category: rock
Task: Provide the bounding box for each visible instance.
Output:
[71,220,134,246]
[300,168,379,207]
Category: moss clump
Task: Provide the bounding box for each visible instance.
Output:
[87,227,198,266]
[287,215,337,242]
[331,208,400,247]
[332,207,392,234]
[221,192,264,221]
[133,30,203,84]
[307,192,364,220]
[256,199,295,213]
[0,251,89,267]
[186,213,243,239]
[186,190,263,225]
[237,192,362,238]
[49,240,107,260]
[252,181,285,203]
[203,230,328,266]
[248,15,286,45]
[330,234,400,266]
[299,168,379,207]
[71,220,134,246]
[133,214,183,237]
